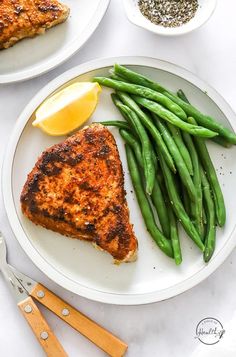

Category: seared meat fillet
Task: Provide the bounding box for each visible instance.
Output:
[0,0,69,49]
[21,124,138,262]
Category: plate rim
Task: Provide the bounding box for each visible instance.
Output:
[2,56,236,305]
[0,0,110,84]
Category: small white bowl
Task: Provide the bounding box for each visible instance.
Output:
[123,0,217,36]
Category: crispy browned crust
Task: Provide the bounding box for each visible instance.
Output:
[21,124,138,262]
[0,0,69,49]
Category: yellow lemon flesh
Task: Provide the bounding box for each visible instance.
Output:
[33,82,101,136]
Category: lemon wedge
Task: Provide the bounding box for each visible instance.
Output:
[32,82,101,136]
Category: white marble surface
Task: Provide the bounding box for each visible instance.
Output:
[1,1,236,356]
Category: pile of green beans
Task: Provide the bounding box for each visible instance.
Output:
[95,64,232,264]
[112,64,236,144]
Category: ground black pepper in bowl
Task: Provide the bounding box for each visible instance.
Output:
[138,0,199,28]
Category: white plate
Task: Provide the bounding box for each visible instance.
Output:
[0,0,110,84]
[2,57,236,305]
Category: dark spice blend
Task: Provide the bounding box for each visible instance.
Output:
[138,0,199,28]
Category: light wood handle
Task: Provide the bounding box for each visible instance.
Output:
[18,296,68,357]
[31,283,128,357]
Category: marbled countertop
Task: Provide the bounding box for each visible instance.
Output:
[1,1,236,356]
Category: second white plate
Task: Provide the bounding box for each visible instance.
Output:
[3,57,236,305]
[0,0,110,83]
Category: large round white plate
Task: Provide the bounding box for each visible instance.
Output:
[2,57,236,305]
[0,0,110,84]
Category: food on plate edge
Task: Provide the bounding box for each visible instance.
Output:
[0,0,70,50]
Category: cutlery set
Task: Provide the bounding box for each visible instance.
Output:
[0,232,127,357]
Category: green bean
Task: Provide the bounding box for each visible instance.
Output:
[119,130,164,233]
[177,90,226,229]
[189,117,226,227]
[201,207,207,239]
[111,93,130,122]
[156,165,165,189]
[99,121,131,130]
[202,203,207,225]
[111,93,139,136]
[156,165,183,243]
[115,91,176,173]
[114,64,236,144]
[111,93,156,194]
[182,131,204,237]
[120,130,170,237]
[200,166,216,262]
[111,93,131,122]
[166,92,236,144]
[110,73,125,81]
[125,145,173,258]
[150,144,158,172]
[176,90,203,237]
[177,89,232,148]
[158,169,182,259]
[119,129,143,167]
[114,63,167,94]
[175,172,182,199]
[120,105,155,195]
[177,89,190,103]
[181,183,191,216]
[155,167,172,238]
[153,116,196,202]
[158,153,204,251]
[166,123,193,175]
[212,136,232,148]
[177,90,203,233]
[109,69,126,81]
[111,92,125,107]
[93,76,187,120]
[151,180,171,239]
[167,202,182,265]
[112,94,162,188]
[133,96,218,138]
